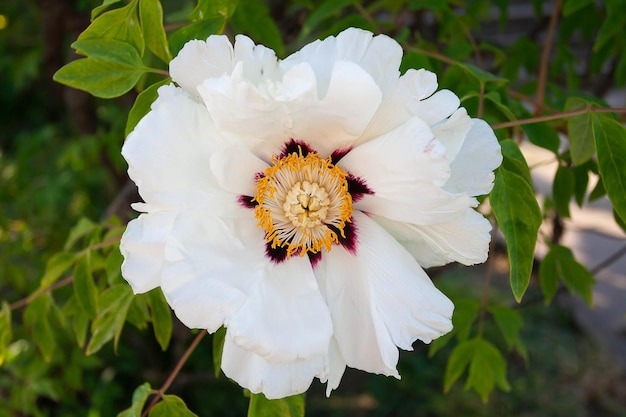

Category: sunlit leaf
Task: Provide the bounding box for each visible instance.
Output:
[54,39,147,99]
[149,395,198,417]
[73,253,99,318]
[140,0,172,63]
[92,0,124,20]
[24,295,56,362]
[491,166,542,302]
[464,339,510,402]
[64,217,98,251]
[86,284,134,355]
[248,393,305,417]
[79,0,144,55]
[0,302,11,366]
[212,326,226,378]
[190,0,239,22]
[117,382,152,417]
[169,18,225,57]
[147,288,173,351]
[40,252,75,289]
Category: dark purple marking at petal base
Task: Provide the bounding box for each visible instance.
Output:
[329,220,358,254]
[347,174,374,203]
[280,139,314,158]
[238,195,257,209]
[308,251,323,269]
[265,243,288,264]
[330,147,351,164]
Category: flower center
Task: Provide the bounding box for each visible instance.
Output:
[253,150,352,258]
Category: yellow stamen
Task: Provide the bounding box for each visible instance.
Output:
[253,151,352,258]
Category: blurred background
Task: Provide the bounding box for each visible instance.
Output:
[1,0,625,416]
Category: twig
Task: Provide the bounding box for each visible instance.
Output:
[9,275,74,311]
[590,244,626,275]
[534,0,562,115]
[141,331,207,417]
[491,106,626,129]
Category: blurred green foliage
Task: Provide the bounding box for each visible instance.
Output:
[1,0,625,416]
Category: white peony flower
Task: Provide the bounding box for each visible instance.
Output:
[120,28,502,399]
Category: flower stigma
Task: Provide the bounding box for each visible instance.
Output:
[253,148,353,258]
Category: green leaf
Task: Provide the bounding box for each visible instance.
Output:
[149,395,198,417]
[212,326,226,378]
[24,295,56,362]
[92,0,124,20]
[429,299,480,357]
[464,339,510,402]
[499,139,532,184]
[140,0,172,63]
[0,302,11,366]
[117,382,152,417]
[565,98,595,165]
[147,288,173,351]
[572,164,590,207]
[521,122,560,154]
[444,339,475,393]
[73,254,99,318]
[593,114,626,223]
[190,0,239,22]
[64,217,98,251]
[489,305,527,361]
[540,245,595,305]
[125,78,171,136]
[457,63,508,86]
[53,39,147,99]
[553,165,575,218]
[105,245,124,285]
[491,167,542,302]
[79,0,144,55]
[232,0,284,56]
[300,0,354,40]
[86,284,134,355]
[562,0,594,16]
[248,393,305,417]
[169,18,226,57]
[40,252,75,288]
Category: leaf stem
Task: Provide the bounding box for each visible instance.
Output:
[141,331,206,417]
[477,225,497,338]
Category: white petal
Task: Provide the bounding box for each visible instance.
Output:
[316,212,453,376]
[169,36,234,97]
[198,63,291,157]
[159,207,264,332]
[228,255,333,362]
[407,89,460,125]
[283,27,402,97]
[122,89,226,210]
[339,117,469,225]
[445,119,502,197]
[221,334,326,399]
[120,210,177,294]
[233,34,282,85]
[372,208,493,268]
[432,107,472,163]
[352,212,454,346]
[289,61,383,156]
[322,337,346,396]
[210,144,269,196]
[362,68,441,142]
